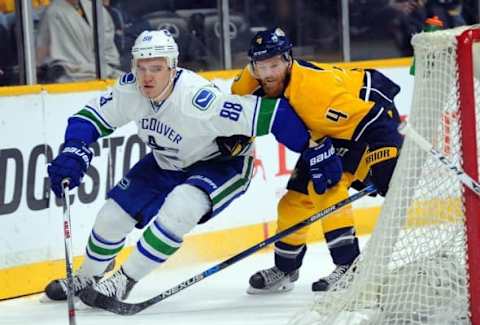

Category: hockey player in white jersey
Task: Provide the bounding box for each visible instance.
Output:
[44,29,314,306]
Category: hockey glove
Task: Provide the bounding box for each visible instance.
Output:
[367,146,399,197]
[48,140,93,197]
[216,135,254,158]
[370,159,397,196]
[302,138,343,194]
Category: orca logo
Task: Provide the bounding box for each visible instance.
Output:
[120,72,136,85]
[193,88,216,111]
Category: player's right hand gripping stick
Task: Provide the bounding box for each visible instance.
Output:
[48,140,93,198]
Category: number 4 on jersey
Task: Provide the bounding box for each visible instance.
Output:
[326,108,348,122]
[148,136,166,151]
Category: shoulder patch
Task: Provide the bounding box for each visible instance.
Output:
[192,88,217,111]
[119,72,136,85]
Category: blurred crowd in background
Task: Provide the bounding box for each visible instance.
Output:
[0,0,478,86]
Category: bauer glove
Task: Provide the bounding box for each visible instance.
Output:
[302,138,343,194]
[48,140,93,198]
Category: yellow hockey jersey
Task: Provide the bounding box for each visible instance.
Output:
[231,60,374,141]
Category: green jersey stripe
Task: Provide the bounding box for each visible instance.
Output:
[139,237,170,261]
[149,222,182,248]
[212,156,253,206]
[75,109,114,137]
[143,227,179,256]
[255,98,278,136]
[89,234,124,251]
[88,237,124,256]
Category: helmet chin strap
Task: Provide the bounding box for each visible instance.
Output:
[150,69,176,104]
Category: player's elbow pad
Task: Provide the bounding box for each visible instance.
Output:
[271,99,309,153]
[65,117,101,145]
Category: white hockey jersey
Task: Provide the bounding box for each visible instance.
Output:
[72,69,282,170]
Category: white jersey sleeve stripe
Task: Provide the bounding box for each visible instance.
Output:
[269,99,280,133]
[84,104,115,130]
[73,107,115,137]
[250,95,260,137]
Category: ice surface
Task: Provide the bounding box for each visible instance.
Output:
[0,239,369,325]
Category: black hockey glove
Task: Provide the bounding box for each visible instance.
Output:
[216,135,254,158]
[365,145,400,196]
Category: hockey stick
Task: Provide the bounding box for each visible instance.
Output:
[61,179,77,325]
[398,122,480,196]
[80,184,377,315]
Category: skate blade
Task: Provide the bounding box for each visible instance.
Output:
[246,282,295,295]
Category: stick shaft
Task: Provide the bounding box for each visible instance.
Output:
[399,122,480,196]
[62,179,76,325]
[94,184,376,315]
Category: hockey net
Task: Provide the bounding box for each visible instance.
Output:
[290,25,480,325]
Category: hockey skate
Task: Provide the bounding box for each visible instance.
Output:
[79,267,137,309]
[247,266,299,294]
[43,259,115,301]
[312,263,352,292]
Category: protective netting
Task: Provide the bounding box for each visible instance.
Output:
[289,25,480,325]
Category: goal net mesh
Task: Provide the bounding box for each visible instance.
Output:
[289,25,480,325]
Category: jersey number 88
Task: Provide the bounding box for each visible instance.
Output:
[220,102,243,121]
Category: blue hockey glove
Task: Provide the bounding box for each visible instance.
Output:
[302,138,343,194]
[48,140,93,198]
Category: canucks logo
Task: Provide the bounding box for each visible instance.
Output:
[119,72,136,85]
[193,88,216,111]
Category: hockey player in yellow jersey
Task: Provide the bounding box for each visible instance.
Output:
[232,27,403,293]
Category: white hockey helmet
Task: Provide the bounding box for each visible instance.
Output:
[131,29,179,69]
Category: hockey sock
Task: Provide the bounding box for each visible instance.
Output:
[123,218,183,281]
[274,241,307,273]
[325,226,360,265]
[79,199,136,277]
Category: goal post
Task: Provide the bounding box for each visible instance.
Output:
[290,25,480,325]
[458,27,480,324]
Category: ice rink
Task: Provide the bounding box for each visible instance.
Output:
[0,238,369,325]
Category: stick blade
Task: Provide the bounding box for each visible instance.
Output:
[79,287,145,315]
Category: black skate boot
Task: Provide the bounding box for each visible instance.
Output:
[44,259,115,301]
[79,267,137,309]
[312,263,352,292]
[247,266,299,294]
